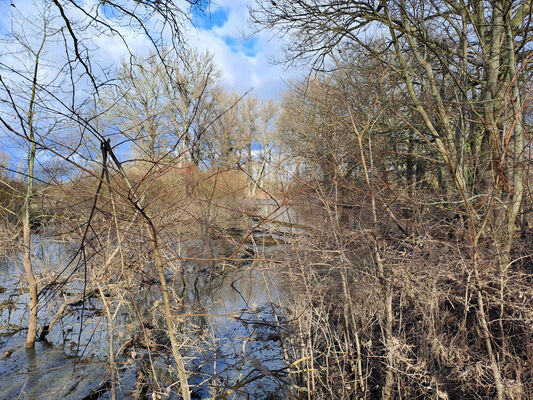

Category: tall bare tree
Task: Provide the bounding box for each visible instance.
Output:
[0,6,65,348]
[102,49,220,164]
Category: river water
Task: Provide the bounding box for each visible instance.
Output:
[0,203,303,400]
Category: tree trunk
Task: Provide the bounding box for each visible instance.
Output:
[23,113,37,349]
[23,31,46,349]
[23,177,37,349]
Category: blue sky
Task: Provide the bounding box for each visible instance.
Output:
[193,7,229,31]
[193,6,259,57]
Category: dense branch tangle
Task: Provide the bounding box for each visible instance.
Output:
[253,1,532,399]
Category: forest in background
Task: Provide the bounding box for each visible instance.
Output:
[1,1,532,399]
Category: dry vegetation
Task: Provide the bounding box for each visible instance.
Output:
[1,1,532,399]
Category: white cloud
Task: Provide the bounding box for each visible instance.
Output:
[185,1,304,99]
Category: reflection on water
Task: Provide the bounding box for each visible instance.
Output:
[0,225,289,399]
[187,262,287,398]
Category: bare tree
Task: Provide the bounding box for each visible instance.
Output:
[0,6,66,348]
[102,48,220,164]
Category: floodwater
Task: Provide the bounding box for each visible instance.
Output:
[0,204,305,399]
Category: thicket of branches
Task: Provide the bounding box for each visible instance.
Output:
[252,1,533,399]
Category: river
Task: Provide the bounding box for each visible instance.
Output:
[0,202,306,399]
